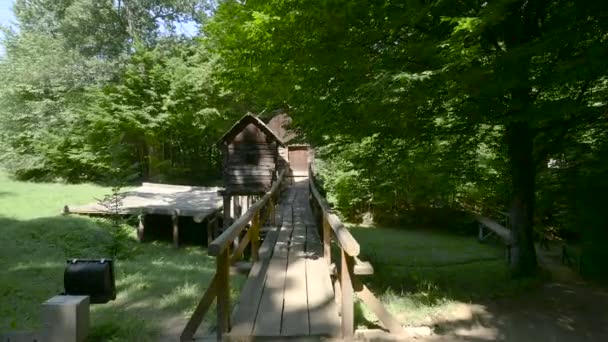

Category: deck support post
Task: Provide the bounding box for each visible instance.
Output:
[340,250,354,339]
[172,210,180,248]
[206,217,214,247]
[137,214,145,242]
[216,248,230,339]
[222,193,231,230]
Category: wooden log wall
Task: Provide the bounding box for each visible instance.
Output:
[224,142,278,193]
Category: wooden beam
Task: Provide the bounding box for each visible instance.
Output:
[475,215,512,243]
[327,212,360,257]
[230,232,251,264]
[352,276,404,334]
[180,275,218,341]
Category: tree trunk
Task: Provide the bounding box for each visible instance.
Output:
[506,120,538,276]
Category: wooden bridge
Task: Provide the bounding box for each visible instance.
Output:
[179,169,404,341]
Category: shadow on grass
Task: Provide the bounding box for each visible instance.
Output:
[0,215,220,341]
[344,225,608,341]
[426,282,608,341]
[0,191,14,198]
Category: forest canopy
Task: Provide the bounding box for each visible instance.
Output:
[1,0,607,278]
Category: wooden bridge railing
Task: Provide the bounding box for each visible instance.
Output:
[180,170,286,341]
[308,165,404,338]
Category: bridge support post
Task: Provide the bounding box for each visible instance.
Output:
[137,214,145,242]
[172,210,180,248]
[323,214,331,265]
[216,248,230,339]
[340,251,354,338]
[250,211,261,261]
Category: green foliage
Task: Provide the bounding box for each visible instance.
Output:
[2,0,608,278]
[1,0,230,184]
[206,0,608,275]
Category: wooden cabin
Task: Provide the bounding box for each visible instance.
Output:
[217,113,286,227]
[219,113,287,195]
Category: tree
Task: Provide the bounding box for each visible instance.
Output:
[432,0,608,275]
[1,0,225,182]
[206,0,608,275]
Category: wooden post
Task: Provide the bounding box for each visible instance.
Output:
[172,210,179,248]
[269,197,276,226]
[223,194,231,230]
[352,276,404,334]
[341,250,354,338]
[137,214,145,242]
[250,211,261,261]
[234,195,242,218]
[216,248,230,338]
[334,277,342,315]
[323,214,331,265]
[180,275,218,341]
[206,217,214,247]
[478,223,484,242]
[233,196,241,248]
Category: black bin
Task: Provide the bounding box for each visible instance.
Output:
[64,259,116,304]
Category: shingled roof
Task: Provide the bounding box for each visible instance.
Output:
[218,113,286,147]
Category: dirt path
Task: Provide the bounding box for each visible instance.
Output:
[426,247,608,342]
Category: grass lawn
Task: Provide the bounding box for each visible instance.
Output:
[348,225,543,327]
[0,171,229,341]
[1,170,544,339]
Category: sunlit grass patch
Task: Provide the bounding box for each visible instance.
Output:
[349,225,543,328]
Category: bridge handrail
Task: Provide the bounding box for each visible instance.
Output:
[308,166,360,257]
[307,163,403,338]
[181,169,285,341]
[209,169,286,256]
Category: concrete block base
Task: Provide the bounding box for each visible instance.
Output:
[41,295,89,342]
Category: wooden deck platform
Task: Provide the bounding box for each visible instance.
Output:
[228,183,340,339]
[64,182,222,223]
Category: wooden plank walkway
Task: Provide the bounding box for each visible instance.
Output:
[229,182,340,339]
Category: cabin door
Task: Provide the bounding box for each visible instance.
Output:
[288,145,309,177]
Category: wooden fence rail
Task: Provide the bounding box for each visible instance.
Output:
[180,170,286,341]
[308,164,404,338]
